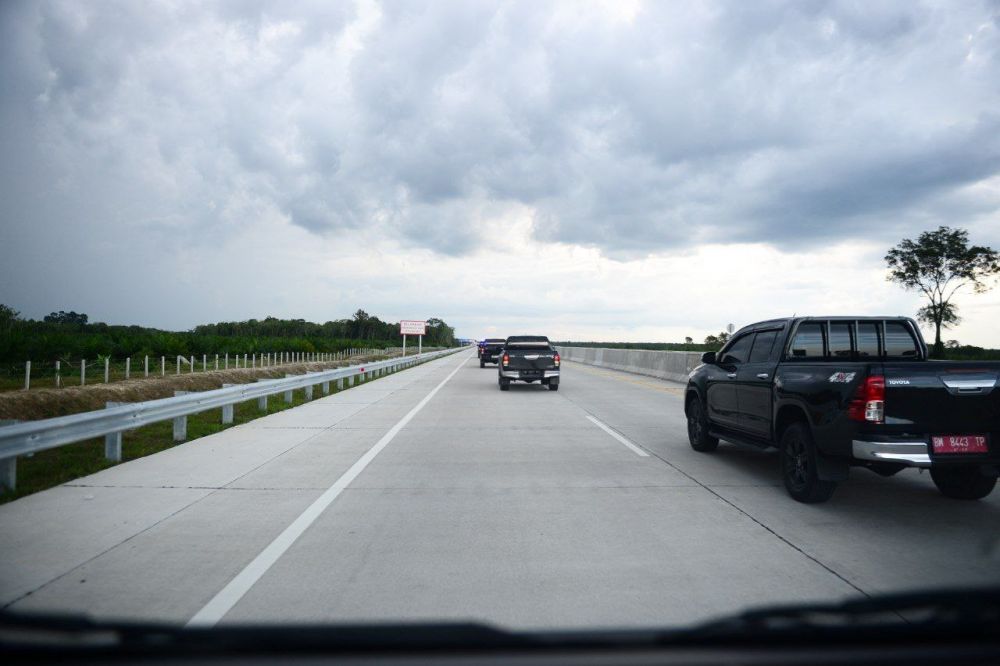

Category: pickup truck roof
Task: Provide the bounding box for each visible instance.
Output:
[505,336,551,346]
[483,338,505,343]
[734,316,916,335]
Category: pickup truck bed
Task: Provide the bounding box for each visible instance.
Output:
[686,316,999,503]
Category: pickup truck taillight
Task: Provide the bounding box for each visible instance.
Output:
[848,375,885,424]
[502,353,509,366]
[554,353,560,366]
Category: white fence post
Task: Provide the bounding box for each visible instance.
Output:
[145,355,149,377]
[81,359,86,386]
[23,361,30,390]
[173,390,190,441]
[215,354,219,370]
[176,356,181,375]
[203,354,207,372]
[104,357,110,383]
[161,356,165,376]
[190,356,195,374]
[225,353,229,369]
[55,360,61,388]
[252,353,256,369]
[243,353,247,368]
[125,357,131,380]
[104,401,125,462]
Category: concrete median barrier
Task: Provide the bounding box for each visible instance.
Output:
[555,347,702,383]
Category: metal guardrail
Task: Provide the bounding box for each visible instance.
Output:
[0,347,465,492]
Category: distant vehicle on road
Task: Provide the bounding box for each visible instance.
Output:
[499,336,560,391]
[685,316,999,503]
[479,339,506,368]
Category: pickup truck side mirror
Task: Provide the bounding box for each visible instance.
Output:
[701,351,716,364]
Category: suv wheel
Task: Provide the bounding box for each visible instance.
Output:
[780,422,836,503]
[930,466,997,500]
[686,399,718,452]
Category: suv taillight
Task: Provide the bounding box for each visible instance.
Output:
[502,353,509,366]
[554,353,560,366]
[848,375,885,423]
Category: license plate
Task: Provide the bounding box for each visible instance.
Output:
[931,435,988,454]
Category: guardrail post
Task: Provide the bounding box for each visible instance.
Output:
[321,380,330,395]
[283,375,294,403]
[173,391,190,441]
[348,375,354,387]
[221,384,235,424]
[336,378,344,391]
[104,402,126,462]
[0,419,19,491]
[255,380,268,411]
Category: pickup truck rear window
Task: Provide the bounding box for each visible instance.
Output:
[829,322,853,358]
[789,323,824,359]
[857,322,880,357]
[884,321,919,358]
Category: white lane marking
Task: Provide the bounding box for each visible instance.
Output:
[586,414,649,457]
[187,353,471,627]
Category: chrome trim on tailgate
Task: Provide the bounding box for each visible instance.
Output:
[852,440,931,467]
[941,378,997,390]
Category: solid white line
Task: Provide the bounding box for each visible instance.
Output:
[186,353,471,627]
[586,414,649,457]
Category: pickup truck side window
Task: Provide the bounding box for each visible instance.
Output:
[720,334,752,365]
[857,322,880,357]
[748,330,778,363]
[884,321,919,358]
[788,322,825,359]
[829,322,853,358]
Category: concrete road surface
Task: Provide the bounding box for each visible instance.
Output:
[2,350,998,629]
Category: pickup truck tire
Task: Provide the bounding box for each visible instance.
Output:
[480,360,486,368]
[686,399,719,452]
[780,423,836,504]
[548,382,559,391]
[499,378,510,391]
[930,466,997,500]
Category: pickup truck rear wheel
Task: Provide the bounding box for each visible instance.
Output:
[548,381,559,391]
[480,360,486,368]
[499,378,510,391]
[686,399,718,452]
[930,466,997,500]
[780,423,836,503]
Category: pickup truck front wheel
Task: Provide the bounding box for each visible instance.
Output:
[930,466,997,500]
[780,423,836,504]
[686,399,718,452]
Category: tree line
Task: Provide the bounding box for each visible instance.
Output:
[0,307,456,361]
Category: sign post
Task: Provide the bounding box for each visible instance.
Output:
[400,320,427,357]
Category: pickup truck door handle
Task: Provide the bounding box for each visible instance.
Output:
[726,373,737,379]
[756,373,769,380]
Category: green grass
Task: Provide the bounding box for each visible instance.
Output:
[0,364,404,504]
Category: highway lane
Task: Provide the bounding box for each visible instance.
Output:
[2,350,999,630]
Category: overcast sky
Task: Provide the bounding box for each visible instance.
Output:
[2,0,999,345]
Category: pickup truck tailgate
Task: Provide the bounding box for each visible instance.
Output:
[882,364,1000,453]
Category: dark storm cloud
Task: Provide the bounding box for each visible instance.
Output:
[2,0,999,264]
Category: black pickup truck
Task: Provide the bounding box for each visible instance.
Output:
[686,316,999,503]
[498,336,560,391]
[479,339,506,368]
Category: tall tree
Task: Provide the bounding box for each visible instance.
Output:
[885,227,999,357]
